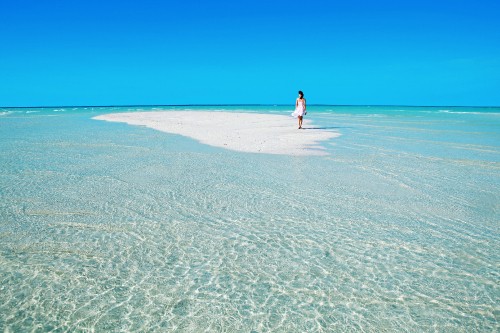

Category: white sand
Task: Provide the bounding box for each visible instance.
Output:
[93,111,339,156]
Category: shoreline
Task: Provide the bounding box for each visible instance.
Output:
[93,111,340,156]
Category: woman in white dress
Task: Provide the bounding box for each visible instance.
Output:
[292,90,307,129]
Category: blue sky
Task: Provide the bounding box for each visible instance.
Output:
[1,0,499,106]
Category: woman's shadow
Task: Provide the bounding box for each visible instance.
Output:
[301,126,346,130]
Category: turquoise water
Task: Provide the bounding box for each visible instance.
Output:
[0,105,499,331]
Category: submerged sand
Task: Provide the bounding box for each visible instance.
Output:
[93,111,339,155]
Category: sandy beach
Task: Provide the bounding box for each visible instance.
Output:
[93,111,339,156]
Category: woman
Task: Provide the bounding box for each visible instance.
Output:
[292,90,307,129]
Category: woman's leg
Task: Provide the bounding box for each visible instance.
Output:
[298,116,303,129]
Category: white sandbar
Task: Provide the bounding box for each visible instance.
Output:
[93,111,339,156]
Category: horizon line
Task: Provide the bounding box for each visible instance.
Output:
[1,103,499,109]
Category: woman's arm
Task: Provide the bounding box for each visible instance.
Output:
[296,98,298,108]
[304,98,306,110]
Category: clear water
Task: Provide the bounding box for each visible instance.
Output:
[0,105,499,331]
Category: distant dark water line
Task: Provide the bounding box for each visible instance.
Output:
[1,104,500,109]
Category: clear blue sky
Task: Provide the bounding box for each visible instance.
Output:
[1,0,499,106]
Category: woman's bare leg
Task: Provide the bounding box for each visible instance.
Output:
[298,116,303,129]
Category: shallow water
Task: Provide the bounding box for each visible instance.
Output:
[0,105,499,331]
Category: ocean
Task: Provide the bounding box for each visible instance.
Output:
[0,105,499,331]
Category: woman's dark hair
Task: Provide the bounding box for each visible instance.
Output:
[298,91,304,99]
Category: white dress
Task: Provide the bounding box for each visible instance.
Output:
[291,99,306,118]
